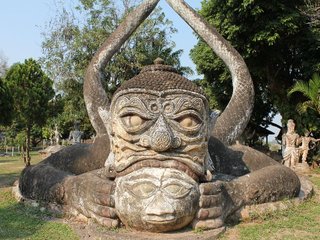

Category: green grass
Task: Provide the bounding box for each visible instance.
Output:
[0,152,79,240]
[220,170,320,240]
[2,152,320,239]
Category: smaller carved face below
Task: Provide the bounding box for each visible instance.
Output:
[114,167,200,232]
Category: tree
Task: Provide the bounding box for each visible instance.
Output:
[40,0,191,137]
[0,52,8,77]
[288,73,320,114]
[191,0,320,134]
[0,53,13,126]
[4,59,54,166]
[300,0,320,27]
[287,73,320,135]
[0,77,13,126]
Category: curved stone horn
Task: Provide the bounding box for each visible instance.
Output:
[166,0,254,145]
[84,0,160,136]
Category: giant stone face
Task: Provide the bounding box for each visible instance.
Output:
[106,62,211,232]
[109,89,210,176]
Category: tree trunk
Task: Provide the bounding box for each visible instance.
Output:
[22,143,27,165]
[25,127,31,166]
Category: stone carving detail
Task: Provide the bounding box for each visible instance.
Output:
[282,120,320,168]
[110,90,210,177]
[115,168,199,232]
[282,119,301,168]
[53,124,62,145]
[299,131,320,163]
[18,0,301,236]
[68,121,83,144]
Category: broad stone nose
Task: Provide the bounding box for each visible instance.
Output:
[145,193,175,216]
[150,115,175,152]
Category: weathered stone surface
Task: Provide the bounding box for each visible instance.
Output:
[282,119,300,168]
[232,176,313,221]
[115,168,199,232]
[38,145,65,159]
[18,0,302,236]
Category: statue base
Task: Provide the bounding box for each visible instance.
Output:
[294,162,311,174]
[70,220,226,240]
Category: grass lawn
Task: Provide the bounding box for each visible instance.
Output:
[1,151,320,239]
[221,169,320,240]
[0,152,79,240]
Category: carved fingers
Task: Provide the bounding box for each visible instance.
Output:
[64,170,119,227]
[86,209,119,228]
[192,181,225,230]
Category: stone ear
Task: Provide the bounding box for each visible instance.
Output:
[98,107,113,135]
[209,109,221,133]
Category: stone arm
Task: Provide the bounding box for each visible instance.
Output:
[296,135,303,146]
[311,137,320,143]
[19,135,118,227]
[282,134,287,148]
[192,137,300,230]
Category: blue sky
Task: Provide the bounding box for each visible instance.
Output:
[0,0,201,76]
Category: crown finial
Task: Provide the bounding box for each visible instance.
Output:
[154,57,165,65]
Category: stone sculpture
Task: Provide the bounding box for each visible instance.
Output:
[299,131,320,163]
[68,121,83,144]
[282,119,301,168]
[19,0,300,234]
[53,124,62,145]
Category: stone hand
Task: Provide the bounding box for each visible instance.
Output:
[192,181,227,230]
[63,169,119,228]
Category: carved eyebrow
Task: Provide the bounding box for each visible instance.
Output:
[174,97,205,114]
[128,173,158,181]
[162,170,197,185]
[117,97,149,111]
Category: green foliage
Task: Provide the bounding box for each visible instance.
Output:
[0,77,13,125]
[4,59,54,164]
[5,59,54,128]
[288,73,320,114]
[191,0,320,131]
[40,0,191,136]
[287,73,320,136]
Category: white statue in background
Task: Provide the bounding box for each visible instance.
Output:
[54,125,62,145]
[299,131,320,163]
[68,121,83,144]
[282,119,301,168]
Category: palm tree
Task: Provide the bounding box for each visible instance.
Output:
[288,73,320,114]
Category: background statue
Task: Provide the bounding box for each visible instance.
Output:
[19,0,300,234]
[53,124,62,145]
[282,119,301,168]
[299,131,320,163]
[68,121,83,144]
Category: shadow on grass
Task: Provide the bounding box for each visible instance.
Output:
[0,173,20,188]
[0,159,19,164]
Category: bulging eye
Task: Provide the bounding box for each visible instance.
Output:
[126,182,157,199]
[176,115,201,130]
[122,114,145,128]
[163,184,191,199]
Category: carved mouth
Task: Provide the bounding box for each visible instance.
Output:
[143,214,176,224]
[116,159,200,181]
